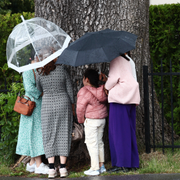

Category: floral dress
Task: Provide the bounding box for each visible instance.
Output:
[16,70,44,157]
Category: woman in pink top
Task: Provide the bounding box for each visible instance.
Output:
[76,68,108,176]
[104,54,140,172]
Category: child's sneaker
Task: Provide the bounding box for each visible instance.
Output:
[48,168,57,179]
[59,167,68,178]
[26,162,35,172]
[35,162,49,174]
[84,168,93,174]
[84,168,100,176]
[100,164,106,173]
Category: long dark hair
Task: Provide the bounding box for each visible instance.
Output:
[121,51,131,61]
[37,59,56,75]
[84,68,99,88]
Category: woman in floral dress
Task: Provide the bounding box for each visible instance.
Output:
[16,67,48,174]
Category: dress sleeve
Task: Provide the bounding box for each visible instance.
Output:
[76,89,89,123]
[23,70,42,99]
[64,68,74,104]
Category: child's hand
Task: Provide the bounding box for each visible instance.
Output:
[99,73,107,82]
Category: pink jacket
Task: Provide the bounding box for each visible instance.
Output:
[76,85,108,123]
[105,56,140,104]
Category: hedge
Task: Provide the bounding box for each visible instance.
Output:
[149,4,180,135]
[0,12,34,83]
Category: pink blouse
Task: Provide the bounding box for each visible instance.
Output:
[105,56,140,105]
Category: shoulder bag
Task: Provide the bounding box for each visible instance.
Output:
[14,95,36,116]
[72,116,84,141]
[13,70,36,116]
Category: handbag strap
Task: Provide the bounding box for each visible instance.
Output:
[18,95,31,104]
[23,95,31,101]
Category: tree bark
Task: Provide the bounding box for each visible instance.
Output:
[35,0,174,167]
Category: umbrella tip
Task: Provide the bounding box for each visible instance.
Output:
[20,15,25,22]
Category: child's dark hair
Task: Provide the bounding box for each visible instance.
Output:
[84,68,99,88]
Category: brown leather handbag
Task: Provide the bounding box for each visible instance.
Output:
[14,70,36,116]
[72,116,84,141]
[14,95,36,116]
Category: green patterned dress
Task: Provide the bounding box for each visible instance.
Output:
[16,70,44,157]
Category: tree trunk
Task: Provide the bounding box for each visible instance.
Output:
[35,0,174,166]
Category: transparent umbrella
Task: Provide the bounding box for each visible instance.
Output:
[6,15,71,73]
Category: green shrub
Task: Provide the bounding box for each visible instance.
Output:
[0,64,24,165]
[0,12,34,164]
[0,12,34,83]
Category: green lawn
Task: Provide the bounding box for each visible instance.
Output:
[1,150,180,178]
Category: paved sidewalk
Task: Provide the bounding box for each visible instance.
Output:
[1,174,180,180]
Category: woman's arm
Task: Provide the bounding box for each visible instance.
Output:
[64,68,74,104]
[76,89,89,123]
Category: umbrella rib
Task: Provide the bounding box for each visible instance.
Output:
[11,19,70,63]
[76,35,92,51]
[100,46,110,62]
[13,30,62,53]
[7,17,71,72]
[21,16,40,63]
[27,21,65,49]
[13,24,24,65]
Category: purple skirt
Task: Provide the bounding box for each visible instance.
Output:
[109,103,139,168]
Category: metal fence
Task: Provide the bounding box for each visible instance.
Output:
[143,59,180,154]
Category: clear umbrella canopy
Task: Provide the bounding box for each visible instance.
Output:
[6,15,71,73]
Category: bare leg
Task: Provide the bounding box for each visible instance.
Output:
[48,157,55,164]
[60,156,67,164]
[35,156,42,168]
[99,162,103,168]
[59,156,68,177]
[29,158,35,166]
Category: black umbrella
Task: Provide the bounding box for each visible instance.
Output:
[56,28,137,67]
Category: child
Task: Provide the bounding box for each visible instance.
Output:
[76,68,108,176]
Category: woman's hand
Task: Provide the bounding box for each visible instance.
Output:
[104,86,109,95]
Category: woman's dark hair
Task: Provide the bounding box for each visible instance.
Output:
[37,47,57,75]
[121,51,131,61]
[37,59,56,75]
[84,68,99,88]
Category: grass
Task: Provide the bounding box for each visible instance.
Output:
[139,151,180,174]
[1,150,180,178]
